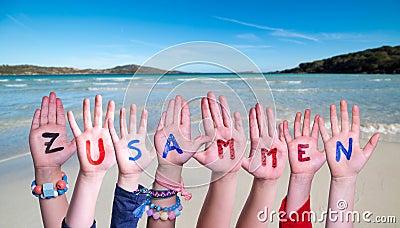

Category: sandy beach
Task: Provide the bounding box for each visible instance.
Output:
[1,139,398,228]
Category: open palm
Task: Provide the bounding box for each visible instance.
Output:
[29,92,76,168]
[109,104,156,175]
[194,92,246,175]
[154,95,209,167]
[283,109,326,176]
[242,103,287,180]
[67,95,116,174]
[318,100,380,178]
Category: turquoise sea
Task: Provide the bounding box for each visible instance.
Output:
[0,73,399,161]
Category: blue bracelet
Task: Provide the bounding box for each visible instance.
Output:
[31,172,69,199]
[133,195,183,220]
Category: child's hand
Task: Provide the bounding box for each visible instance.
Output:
[194,92,246,175]
[108,104,156,191]
[283,109,326,176]
[242,103,288,180]
[67,95,116,176]
[318,100,380,178]
[29,92,76,170]
[154,95,209,167]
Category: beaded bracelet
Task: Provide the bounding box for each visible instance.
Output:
[146,196,183,220]
[134,188,177,200]
[133,195,183,220]
[31,172,69,199]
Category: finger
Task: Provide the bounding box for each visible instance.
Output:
[31,109,41,130]
[266,106,276,138]
[173,95,182,124]
[48,92,57,124]
[278,122,285,143]
[363,133,380,159]
[302,109,311,136]
[340,100,350,133]
[83,98,92,130]
[330,104,340,136]
[207,91,223,128]
[249,108,259,140]
[219,95,232,128]
[129,104,137,134]
[311,115,320,139]
[40,96,49,125]
[234,112,244,133]
[318,116,330,143]
[104,100,115,128]
[66,139,77,157]
[56,98,66,125]
[138,108,148,134]
[149,147,157,160]
[93,94,103,127]
[108,118,120,143]
[120,108,127,138]
[283,120,292,143]
[351,105,360,137]
[241,157,251,173]
[294,112,302,138]
[157,112,166,131]
[181,99,190,127]
[255,103,266,137]
[165,99,174,125]
[201,97,214,134]
[67,110,82,136]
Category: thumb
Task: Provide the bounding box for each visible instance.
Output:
[241,157,251,173]
[193,150,207,164]
[65,139,77,160]
[192,135,211,151]
[363,133,380,159]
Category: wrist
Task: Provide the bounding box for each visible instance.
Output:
[118,173,141,192]
[253,177,278,187]
[331,175,357,185]
[156,164,183,183]
[210,171,238,184]
[34,167,62,184]
[289,173,314,184]
[78,170,106,183]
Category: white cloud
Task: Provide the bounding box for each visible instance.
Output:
[232,44,272,49]
[214,16,319,42]
[279,38,306,45]
[6,14,29,29]
[235,33,262,42]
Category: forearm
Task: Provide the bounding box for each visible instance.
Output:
[147,164,183,228]
[285,173,313,213]
[197,172,238,228]
[35,167,69,227]
[236,178,278,228]
[65,171,105,227]
[326,176,357,228]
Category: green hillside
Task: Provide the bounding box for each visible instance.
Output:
[281,45,400,74]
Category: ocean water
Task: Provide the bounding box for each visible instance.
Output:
[0,73,399,161]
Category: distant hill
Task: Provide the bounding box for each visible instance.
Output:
[0,64,184,75]
[280,45,400,74]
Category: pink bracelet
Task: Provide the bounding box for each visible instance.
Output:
[155,170,192,200]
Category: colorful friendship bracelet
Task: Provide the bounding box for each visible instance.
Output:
[134,188,178,200]
[155,170,192,200]
[31,172,69,199]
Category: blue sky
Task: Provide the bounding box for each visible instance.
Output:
[1,0,399,72]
